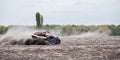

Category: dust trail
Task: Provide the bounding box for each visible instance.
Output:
[0,26,36,45]
[0,26,62,45]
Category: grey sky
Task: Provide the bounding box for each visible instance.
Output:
[0,0,120,25]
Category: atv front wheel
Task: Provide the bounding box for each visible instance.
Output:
[55,37,61,44]
[47,37,61,45]
[48,38,56,45]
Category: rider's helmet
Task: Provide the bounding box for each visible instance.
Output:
[34,32,41,35]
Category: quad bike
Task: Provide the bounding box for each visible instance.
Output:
[25,34,61,45]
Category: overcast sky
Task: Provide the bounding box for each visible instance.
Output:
[0,0,120,25]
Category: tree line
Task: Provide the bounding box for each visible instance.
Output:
[0,24,120,36]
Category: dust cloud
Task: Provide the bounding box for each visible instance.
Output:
[0,26,111,45]
[0,26,36,45]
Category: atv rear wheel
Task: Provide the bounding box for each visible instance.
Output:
[33,40,46,45]
[25,39,47,45]
[25,39,34,45]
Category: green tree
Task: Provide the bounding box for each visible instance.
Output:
[40,15,43,26]
[109,25,120,36]
[0,25,8,34]
[35,12,44,28]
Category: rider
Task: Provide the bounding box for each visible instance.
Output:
[34,31,52,37]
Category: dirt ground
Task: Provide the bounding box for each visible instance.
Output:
[0,36,120,60]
